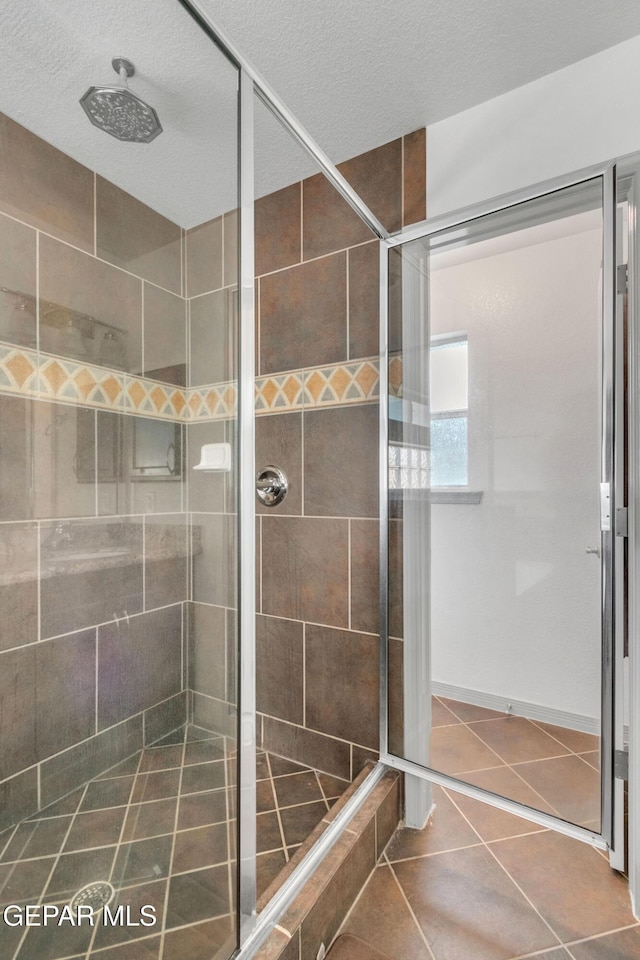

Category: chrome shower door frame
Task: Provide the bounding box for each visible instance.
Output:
[379,161,623,860]
[176,1,393,953]
[619,151,640,918]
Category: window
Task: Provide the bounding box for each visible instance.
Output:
[388,334,474,498]
[430,336,468,487]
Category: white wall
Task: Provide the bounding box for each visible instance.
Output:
[429,217,603,721]
[427,34,640,218]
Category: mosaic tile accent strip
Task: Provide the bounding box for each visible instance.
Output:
[255,372,304,413]
[0,343,39,396]
[123,374,186,420]
[188,381,237,420]
[39,356,125,409]
[0,342,383,421]
[388,355,403,398]
[302,360,379,408]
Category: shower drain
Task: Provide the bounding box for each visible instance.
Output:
[69,881,116,914]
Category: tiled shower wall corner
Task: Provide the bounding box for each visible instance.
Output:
[185,210,239,738]
[0,111,191,829]
[0,109,425,829]
[253,131,426,782]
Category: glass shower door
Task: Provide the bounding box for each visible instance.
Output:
[382,167,624,856]
[0,3,242,958]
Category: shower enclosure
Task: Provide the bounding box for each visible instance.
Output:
[4,3,627,958]
[0,2,415,958]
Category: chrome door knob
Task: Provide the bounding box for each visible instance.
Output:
[256,465,288,506]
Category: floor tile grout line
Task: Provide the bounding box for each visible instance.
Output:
[274,795,332,814]
[527,717,599,755]
[446,743,565,821]
[508,752,591,769]
[266,752,290,863]
[5,732,240,960]
[571,753,600,774]
[472,824,564,946]
[8,715,606,959]
[459,715,532,771]
[85,744,147,958]
[556,921,640,958]
[386,859,439,960]
[314,768,331,812]
[2,838,121,869]
[385,838,489,865]
[94,930,166,958]
[446,787,569,953]
[8,780,91,960]
[25,804,127,824]
[499,761,565,821]
[330,854,395,959]
[157,727,187,960]
[0,821,20,863]
[506,945,576,959]
[501,751,599,826]
[460,717,583,767]
[440,702,598,761]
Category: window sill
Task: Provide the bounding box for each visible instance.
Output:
[389,489,483,504]
[431,489,483,504]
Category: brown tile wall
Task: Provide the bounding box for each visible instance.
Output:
[0,112,192,829]
[0,111,425,827]
[255,131,426,780]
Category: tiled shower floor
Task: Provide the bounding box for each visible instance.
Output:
[0,701,616,960]
[0,727,348,960]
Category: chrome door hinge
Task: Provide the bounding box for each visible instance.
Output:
[616,506,628,537]
[600,483,611,532]
[614,749,629,781]
[617,263,628,294]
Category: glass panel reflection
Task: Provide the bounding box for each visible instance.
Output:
[388,178,604,831]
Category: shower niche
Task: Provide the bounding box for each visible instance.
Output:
[74,410,184,484]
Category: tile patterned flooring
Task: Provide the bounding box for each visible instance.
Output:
[0,702,630,960]
[429,697,601,829]
[330,701,636,960]
[332,783,639,960]
[0,727,348,960]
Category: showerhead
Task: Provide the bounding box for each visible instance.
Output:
[80,57,162,143]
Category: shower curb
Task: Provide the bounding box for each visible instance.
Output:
[253,763,401,960]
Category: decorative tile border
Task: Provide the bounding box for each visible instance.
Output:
[188,382,237,420]
[0,341,384,421]
[0,342,187,420]
[39,356,124,409]
[255,372,305,414]
[388,355,403,398]
[123,375,186,420]
[302,359,379,408]
[0,344,39,396]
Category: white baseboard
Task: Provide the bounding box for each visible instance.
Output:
[431,680,600,736]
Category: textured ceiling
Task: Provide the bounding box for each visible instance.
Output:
[209,0,640,171]
[1,0,640,227]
